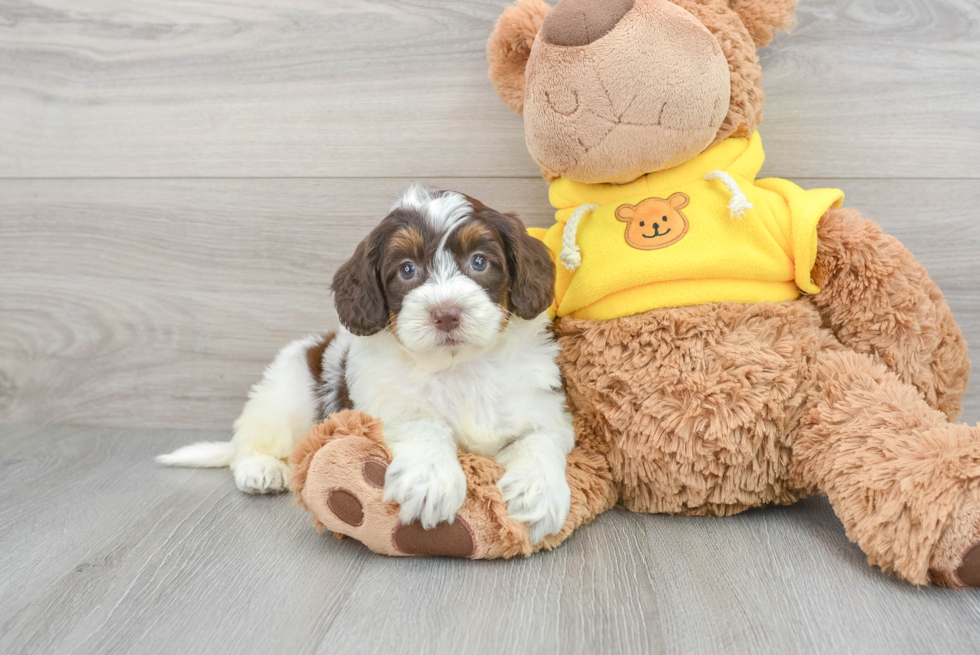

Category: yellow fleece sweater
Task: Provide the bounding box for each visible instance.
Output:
[529,132,844,320]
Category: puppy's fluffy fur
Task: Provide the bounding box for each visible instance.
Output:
[159,186,574,543]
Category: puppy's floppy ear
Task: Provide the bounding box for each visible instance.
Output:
[728,0,798,48]
[486,210,555,319]
[487,0,551,114]
[331,225,389,336]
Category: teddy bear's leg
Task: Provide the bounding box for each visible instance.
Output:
[808,207,970,420]
[289,410,615,558]
[791,347,980,587]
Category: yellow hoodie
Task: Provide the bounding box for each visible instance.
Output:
[529,132,844,320]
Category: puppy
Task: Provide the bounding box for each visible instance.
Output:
[158,186,574,543]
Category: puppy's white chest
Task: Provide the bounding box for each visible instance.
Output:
[417,364,517,455]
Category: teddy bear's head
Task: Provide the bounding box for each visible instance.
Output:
[488,0,798,184]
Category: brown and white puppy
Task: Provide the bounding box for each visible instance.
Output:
[159,186,574,544]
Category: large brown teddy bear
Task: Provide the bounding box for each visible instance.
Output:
[292,0,980,587]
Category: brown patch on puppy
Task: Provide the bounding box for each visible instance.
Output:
[332,226,395,337]
[306,333,335,383]
[332,209,434,336]
[460,194,556,320]
[446,219,511,312]
[309,337,355,422]
[335,354,353,412]
[456,221,494,255]
[388,227,425,258]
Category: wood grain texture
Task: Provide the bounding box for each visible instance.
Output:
[1,0,978,179]
[0,178,549,429]
[1,177,977,430]
[1,424,980,655]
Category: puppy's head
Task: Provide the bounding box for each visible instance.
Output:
[332,186,555,364]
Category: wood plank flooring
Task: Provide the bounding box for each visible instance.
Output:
[2,0,980,652]
[3,424,980,655]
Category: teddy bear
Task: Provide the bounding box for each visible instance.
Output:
[291,0,980,587]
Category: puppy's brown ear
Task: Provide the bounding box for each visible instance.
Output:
[487,211,555,319]
[729,0,798,48]
[487,0,551,114]
[331,227,389,336]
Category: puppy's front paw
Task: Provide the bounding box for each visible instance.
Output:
[232,455,290,494]
[383,455,467,529]
[498,466,571,544]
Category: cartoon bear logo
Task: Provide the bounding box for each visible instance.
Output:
[615,193,690,251]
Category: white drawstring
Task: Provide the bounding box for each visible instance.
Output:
[704,170,753,219]
[559,203,598,271]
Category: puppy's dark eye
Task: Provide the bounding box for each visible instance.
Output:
[639,221,645,227]
[470,254,487,272]
[399,262,417,280]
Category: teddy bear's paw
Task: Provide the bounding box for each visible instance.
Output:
[298,434,476,558]
[231,454,290,494]
[930,541,980,589]
[928,493,980,588]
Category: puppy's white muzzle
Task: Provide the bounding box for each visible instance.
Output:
[396,274,504,365]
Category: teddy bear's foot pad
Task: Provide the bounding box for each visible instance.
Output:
[292,411,534,560]
[323,458,475,556]
[928,491,980,588]
[955,542,980,587]
[326,490,364,527]
[393,519,474,557]
[297,430,485,557]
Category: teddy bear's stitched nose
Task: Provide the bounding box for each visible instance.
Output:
[541,0,635,46]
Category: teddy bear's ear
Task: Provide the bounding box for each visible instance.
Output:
[728,0,798,48]
[615,205,635,222]
[667,193,690,210]
[487,0,551,114]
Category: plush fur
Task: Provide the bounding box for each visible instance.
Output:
[293,0,978,586]
[487,0,551,114]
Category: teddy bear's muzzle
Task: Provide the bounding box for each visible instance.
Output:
[523,0,732,184]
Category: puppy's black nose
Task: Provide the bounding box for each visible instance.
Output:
[431,306,462,332]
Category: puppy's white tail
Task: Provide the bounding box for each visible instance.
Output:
[156,441,235,468]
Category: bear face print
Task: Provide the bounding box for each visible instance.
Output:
[615,193,690,251]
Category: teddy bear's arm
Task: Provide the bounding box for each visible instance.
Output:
[808,207,970,420]
[291,410,617,558]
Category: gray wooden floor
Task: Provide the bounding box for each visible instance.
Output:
[2,1,980,653]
